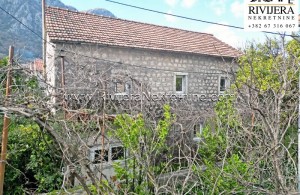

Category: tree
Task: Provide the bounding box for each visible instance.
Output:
[110,104,174,194]
[1,117,63,194]
[174,37,300,194]
[1,36,299,194]
[212,37,299,194]
[238,37,298,193]
[0,57,63,194]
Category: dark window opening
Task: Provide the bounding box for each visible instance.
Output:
[93,149,109,164]
[193,124,197,137]
[220,77,226,92]
[111,146,125,161]
[176,76,183,92]
[193,122,203,137]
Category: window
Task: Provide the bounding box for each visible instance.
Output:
[193,122,203,137]
[124,82,131,94]
[219,76,229,93]
[113,80,132,94]
[111,146,125,161]
[175,73,188,94]
[93,149,109,164]
[114,81,124,93]
[91,145,126,164]
[193,122,204,142]
[176,76,183,91]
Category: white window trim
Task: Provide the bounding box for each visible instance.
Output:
[110,145,127,163]
[219,75,230,94]
[90,147,109,164]
[174,72,188,94]
[193,121,204,142]
[90,144,127,164]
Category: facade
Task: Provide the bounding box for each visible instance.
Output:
[45,6,240,182]
[45,6,240,103]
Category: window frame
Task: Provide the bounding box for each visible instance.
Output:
[90,145,127,164]
[174,72,188,94]
[93,149,109,164]
[114,81,121,93]
[111,146,126,161]
[113,79,132,95]
[219,76,230,94]
[193,121,204,142]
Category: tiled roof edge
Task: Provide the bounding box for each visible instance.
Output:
[46,6,215,37]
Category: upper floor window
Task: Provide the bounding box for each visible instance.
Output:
[113,80,132,94]
[124,82,131,94]
[175,73,188,94]
[219,76,229,94]
[114,81,123,93]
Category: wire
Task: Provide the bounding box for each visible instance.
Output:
[0,0,294,76]
[0,2,234,75]
[104,0,300,38]
[0,6,43,40]
[0,5,55,48]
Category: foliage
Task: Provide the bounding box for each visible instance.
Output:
[0,57,7,68]
[236,38,299,92]
[0,57,8,93]
[189,38,300,194]
[210,37,299,193]
[186,98,254,194]
[111,104,174,194]
[1,117,63,194]
[203,127,252,193]
[0,36,299,194]
[0,57,62,193]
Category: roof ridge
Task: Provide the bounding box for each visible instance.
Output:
[46,6,214,37]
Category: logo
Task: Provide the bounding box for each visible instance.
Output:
[244,0,298,32]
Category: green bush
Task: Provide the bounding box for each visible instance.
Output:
[1,117,63,194]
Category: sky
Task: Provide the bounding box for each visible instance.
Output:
[60,0,300,49]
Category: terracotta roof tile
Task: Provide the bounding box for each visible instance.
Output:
[45,6,241,58]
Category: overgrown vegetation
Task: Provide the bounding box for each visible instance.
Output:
[1,37,300,194]
[0,57,63,194]
[111,105,174,194]
[1,117,63,194]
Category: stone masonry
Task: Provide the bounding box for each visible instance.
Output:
[47,42,235,100]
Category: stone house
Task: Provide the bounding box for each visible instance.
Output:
[45,6,240,181]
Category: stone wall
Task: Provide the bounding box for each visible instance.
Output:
[46,41,236,147]
[47,42,235,99]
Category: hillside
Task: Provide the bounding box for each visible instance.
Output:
[0,0,115,61]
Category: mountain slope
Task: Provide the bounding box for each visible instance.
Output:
[0,0,115,61]
[86,8,116,18]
